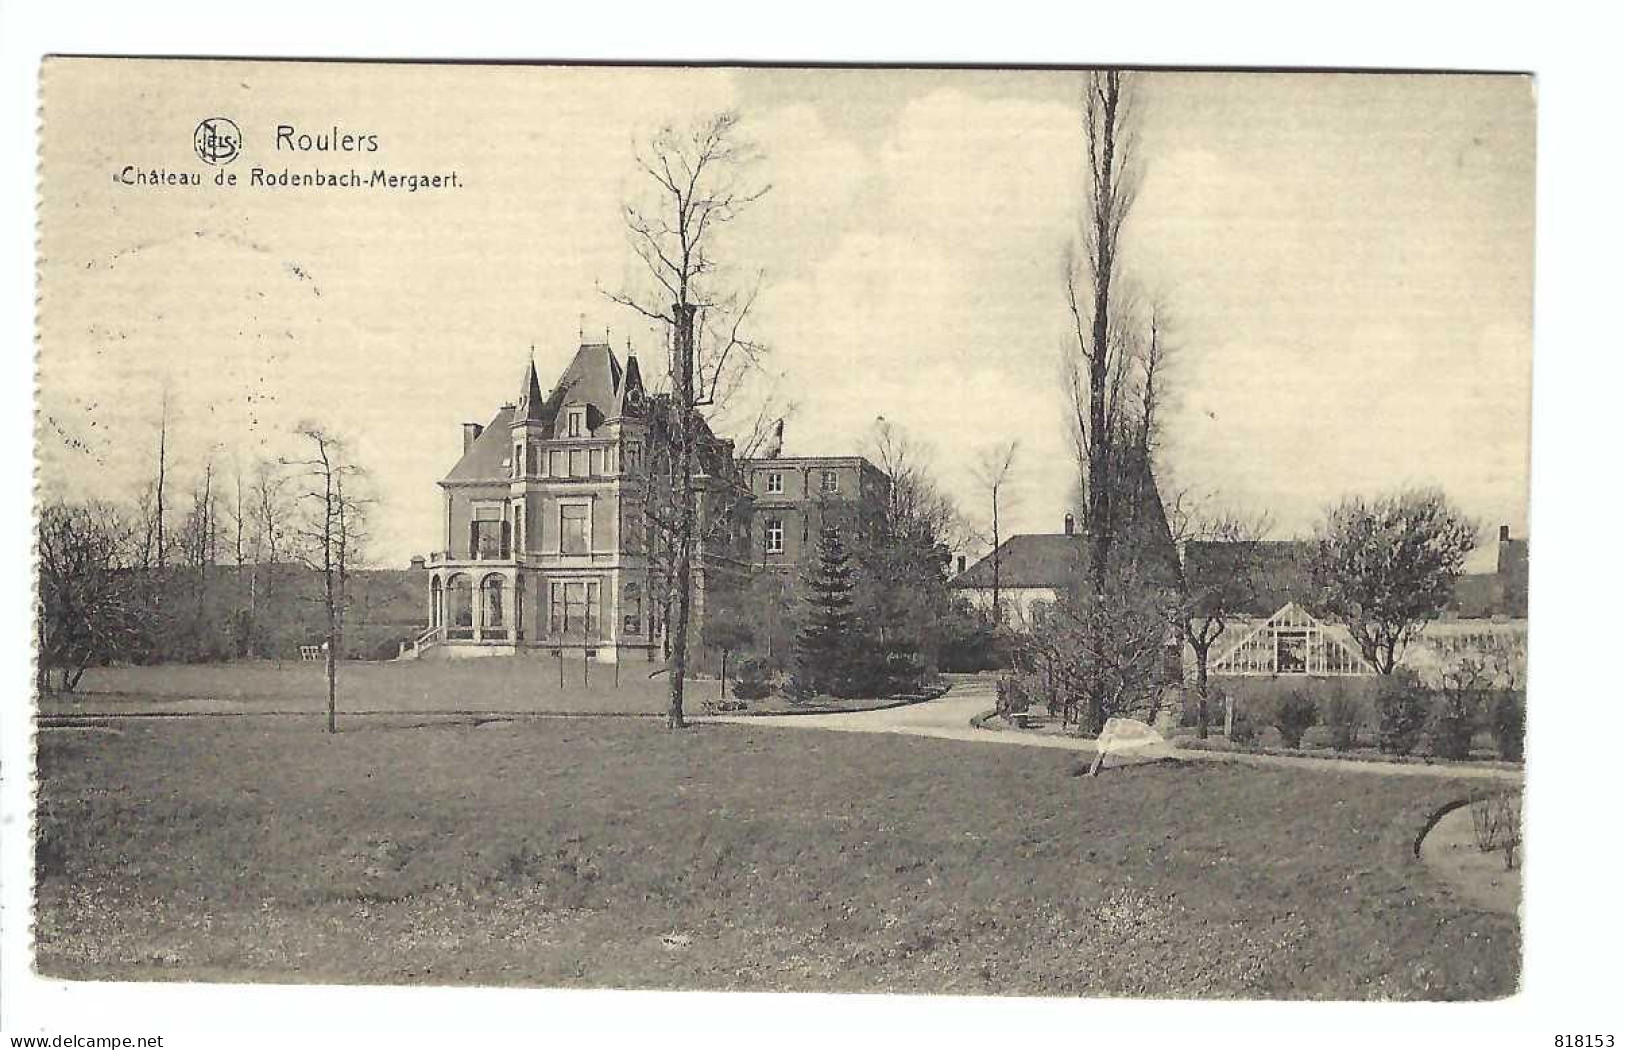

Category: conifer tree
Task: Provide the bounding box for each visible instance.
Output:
[795,526,858,694]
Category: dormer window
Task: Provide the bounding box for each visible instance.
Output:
[566,408,585,437]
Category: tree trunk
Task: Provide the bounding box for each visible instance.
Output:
[156,403,167,571]
[325,637,337,734]
[325,570,337,734]
[666,303,697,730]
[990,491,1001,627]
[36,618,50,698]
[324,464,338,735]
[1083,77,1124,740]
[1193,642,1211,739]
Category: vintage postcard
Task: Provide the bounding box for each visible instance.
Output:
[33,59,1532,999]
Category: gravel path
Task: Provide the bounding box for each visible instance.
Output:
[715,680,1526,783]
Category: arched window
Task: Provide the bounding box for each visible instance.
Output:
[430,575,443,628]
[481,574,506,630]
[446,574,473,636]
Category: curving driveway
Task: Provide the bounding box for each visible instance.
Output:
[717,678,1524,783]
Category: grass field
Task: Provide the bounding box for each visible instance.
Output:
[35,716,1519,998]
[42,661,917,718]
[45,659,688,717]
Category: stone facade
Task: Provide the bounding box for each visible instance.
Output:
[417,343,749,662]
[741,456,890,570]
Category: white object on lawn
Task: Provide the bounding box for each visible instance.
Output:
[1088,717,1168,776]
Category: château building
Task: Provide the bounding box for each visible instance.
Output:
[409,342,751,662]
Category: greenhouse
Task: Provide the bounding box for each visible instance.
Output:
[1210,602,1374,677]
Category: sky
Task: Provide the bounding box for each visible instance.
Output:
[37,62,1534,572]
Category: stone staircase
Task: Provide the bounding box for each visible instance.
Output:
[396,625,443,660]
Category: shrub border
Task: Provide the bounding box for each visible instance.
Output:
[719,682,951,718]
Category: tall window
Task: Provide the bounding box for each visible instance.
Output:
[511,445,522,478]
[526,440,541,476]
[569,449,585,477]
[550,580,601,639]
[481,575,505,630]
[820,470,839,494]
[447,575,473,633]
[589,448,603,476]
[623,581,643,634]
[766,471,784,494]
[567,408,584,437]
[766,518,784,554]
[561,504,589,556]
[624,440,642,473]
[470,504,507,559]
[513,503,525,554]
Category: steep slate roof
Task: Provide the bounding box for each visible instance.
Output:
[552,342,623,418]
[614,353,646,416]
[1183,539,1316,618]
[1449,573,1506,618]
[953,534,1089,590]
[515,356,547,424]
[442,343,634,484]
[952,460,1179,593]
[442,406,515,483]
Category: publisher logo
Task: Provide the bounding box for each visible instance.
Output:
[193,117,242,166]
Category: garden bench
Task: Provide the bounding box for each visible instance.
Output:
[299,645,322,662]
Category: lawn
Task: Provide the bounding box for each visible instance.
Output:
[34,717,1519,998]
[41,660,928,719]
[43,658,677,717]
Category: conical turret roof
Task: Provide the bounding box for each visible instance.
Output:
[515,353,547,424]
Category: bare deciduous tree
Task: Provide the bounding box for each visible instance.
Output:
[287,423,369,733]
[37,500,147,694]
[1062,69,1174,733]
[1065,70,1145,599]
[871,417,971,552]
[971,440,1020,626]
[1165,495,1272,737]
[155,389,170,571]
[604,110,770,730]
[248,457,292,656]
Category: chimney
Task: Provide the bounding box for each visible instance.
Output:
[1064,513,1076,536]
[409,555,426,571]
[1498,524,1511,543]
[462,422,484,452]
[956,555,966,575]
